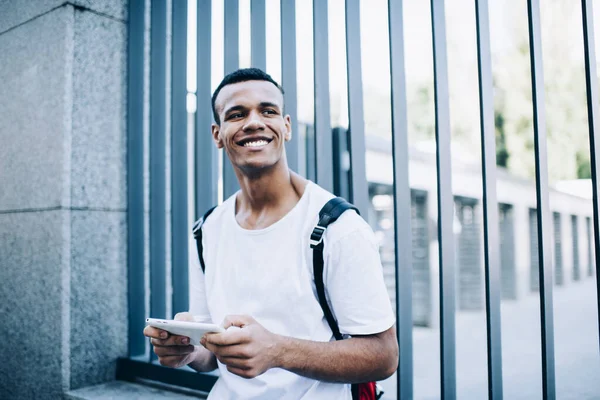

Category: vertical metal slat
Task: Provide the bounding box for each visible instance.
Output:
[127,0,146,357]
[388,0,414,397]
[344,0,369,218]
[149,0,168,336]
[313,0,334,192]
[251,0,267,71]
[474,0,504,398]
[281,0,299,172]
[171,0,188,316]
[526,0,556,398]
[430,0,457,398]
[223,0,240,198]
[196,0,218,217]
[581,0,600,354]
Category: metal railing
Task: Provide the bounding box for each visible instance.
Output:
[123,0,600,399]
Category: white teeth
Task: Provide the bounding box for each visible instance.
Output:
[243,140,269,147]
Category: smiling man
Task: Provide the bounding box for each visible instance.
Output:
[144,68,398,400]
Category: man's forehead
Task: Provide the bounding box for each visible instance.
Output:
[216,80,284,111]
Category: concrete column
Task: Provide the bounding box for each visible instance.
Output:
[0,2,128,398]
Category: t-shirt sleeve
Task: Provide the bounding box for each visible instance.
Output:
[188,235,212,323]
[323,220,395,336]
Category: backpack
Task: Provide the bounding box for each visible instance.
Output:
[192,197,384,400]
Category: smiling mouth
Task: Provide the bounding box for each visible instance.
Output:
[236,137,273,148]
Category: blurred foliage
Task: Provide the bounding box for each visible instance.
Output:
[381,0,595,183]
[485,0,592,183]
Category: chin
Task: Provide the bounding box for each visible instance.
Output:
[238,159,280,175]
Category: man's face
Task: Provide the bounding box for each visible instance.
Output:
[212,80,291,173]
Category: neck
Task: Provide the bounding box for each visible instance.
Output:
[235,161,302,212]
[233,160,308,230]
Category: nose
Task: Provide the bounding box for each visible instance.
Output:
[243,111,266,132]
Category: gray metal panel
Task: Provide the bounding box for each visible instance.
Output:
[430,0,457,398]
[223,0,240,198]
[412,192,431,327]
[171,0,188,316]
[527,0,556,397]
[149,0,167,322]
[474,0,504,397]
[581,4,600,338]
[388,0,414,397]
[529,209,540,291]
[499,204,516,299]
[586,217,593,276]
[251,0,267,71]
[127,0,146,358]
[224,0,240,74]
[332,127,350,199]
[572,215,580,281]
[196,0,219,217]
[455,199,483,311]
[344,0,369,218]
[280,0,299,172]
[313,0,333,192]
[553,213,563,286]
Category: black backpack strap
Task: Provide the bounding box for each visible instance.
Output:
[192,206,217,273]
[311,197,360,341]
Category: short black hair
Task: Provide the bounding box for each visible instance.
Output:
[211,68,284,125]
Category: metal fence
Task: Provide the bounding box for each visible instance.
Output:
[120,0,600,399]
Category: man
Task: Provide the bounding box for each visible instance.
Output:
[144,68,398,399]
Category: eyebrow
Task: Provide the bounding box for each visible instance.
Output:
[223,105,246,117]
[223,102,281,117]
[258,102,281,110]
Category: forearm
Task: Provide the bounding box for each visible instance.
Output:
[275,327,398,383]
[188,345,218,372]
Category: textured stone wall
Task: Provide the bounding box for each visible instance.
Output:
[0,1,128,397]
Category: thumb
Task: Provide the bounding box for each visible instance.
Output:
[221,314,255,329]
[174,311,195,322]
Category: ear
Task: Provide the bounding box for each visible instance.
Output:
[283,114,292,142]
[212,124,224,149]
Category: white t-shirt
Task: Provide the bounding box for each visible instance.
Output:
[189,181,395,400]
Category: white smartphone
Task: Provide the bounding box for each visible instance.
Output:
[146,318,225,345]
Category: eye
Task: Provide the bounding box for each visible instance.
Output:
[226,112,244,120]
[262,109,277,116]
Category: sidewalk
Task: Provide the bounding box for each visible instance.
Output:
[380,278,600,399]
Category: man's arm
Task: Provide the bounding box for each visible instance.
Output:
[201,315,398,382]
[275,326,397,383]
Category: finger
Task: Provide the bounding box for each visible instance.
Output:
[153,344,195,357]
[226,365,256,379]
[202,333,246,348]
[211,343,251,359]
[217,356,251,370]
[201,338,221,354]
[174,312,195,322]
[144,326,169,340]
[221,315,254,329]
[204,329,247,347]
[151,334,191,347]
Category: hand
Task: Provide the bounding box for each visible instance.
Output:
[143,312,199,368]
[201,315,283,379]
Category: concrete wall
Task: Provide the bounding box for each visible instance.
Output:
[0,1,128,397]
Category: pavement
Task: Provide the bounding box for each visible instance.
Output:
[379,278,600,399]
